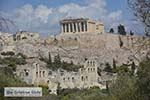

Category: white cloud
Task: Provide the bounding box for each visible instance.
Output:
[15,4,52,24]
[1,0,144,36]
[34,5,52,23]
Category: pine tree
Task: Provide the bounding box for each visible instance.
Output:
[109,28,114,33]
[104,62,113,73]
[48,52,52,63]
[47,52,52,68]
[130,30,134,36]
[131,62,136,75]
[118,24,126,35]
[113,59,117,72]
[54,54,61,68]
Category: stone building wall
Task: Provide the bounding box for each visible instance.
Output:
[15,31,40,43]
[16,58,107,94]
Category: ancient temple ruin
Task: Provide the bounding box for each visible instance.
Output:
[60,18,104,34]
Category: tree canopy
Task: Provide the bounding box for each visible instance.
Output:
[128,0,150,36]
[118,24,126,35]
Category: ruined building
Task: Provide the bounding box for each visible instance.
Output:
[16,58,114,94]
[60,18,104,34]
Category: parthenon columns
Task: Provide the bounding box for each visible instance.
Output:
[72,23,74,32]
[68,23,70,33]
[61,21,87,33]
[75,22,78,32]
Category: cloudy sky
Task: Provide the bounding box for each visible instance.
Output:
[0,0,144,36]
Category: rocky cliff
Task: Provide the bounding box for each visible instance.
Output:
[14,33,150,68]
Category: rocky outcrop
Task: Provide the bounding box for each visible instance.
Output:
[8,32,150,68]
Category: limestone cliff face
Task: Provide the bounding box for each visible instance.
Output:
[15,33,150,67]
[55,33,149,66]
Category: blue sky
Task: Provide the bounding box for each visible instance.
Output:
[0,0,144,36]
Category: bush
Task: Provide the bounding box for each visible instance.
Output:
[38,85,49,95]
[0,67,29,100]
[17,53,27,59]
[104,63,113,73]
[1,51,15,56]
[45,54,83,72]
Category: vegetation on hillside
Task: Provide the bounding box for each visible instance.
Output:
[40,53,83,72]
[0,67,30,100]
[53,58,150,100]
[0,53,27,71]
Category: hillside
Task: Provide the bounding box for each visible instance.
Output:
[14,33,150,68]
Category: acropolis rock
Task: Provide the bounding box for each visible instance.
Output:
[0,18,150,95]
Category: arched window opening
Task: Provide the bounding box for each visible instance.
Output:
[25,72,29,76]
[93,68,95,71]
[81,76,84,81]
[43,71,45,77]
[63,78,65,81]
[86,76,88,80]
[72,77,74,81]
[90,61,92,66]
[88,68,90,72]
[36,72,38,77]
[39,71,41,77]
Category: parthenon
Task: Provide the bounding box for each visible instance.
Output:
[60,18,104,34]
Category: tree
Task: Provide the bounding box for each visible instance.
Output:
[109,28,114,33]
[48,52,52,65]
[110,74,139,100]
[54,38,58,45]
[118,24,126,35]
[131,62,136,75]
[104,62,113,73]
[128,0,150,36]
[137,59,150,100]
[130,30,134,36]
[119,36,124,47]
[116,65,130,75]
[47,52,52,69]
[112,59,117,73]
[53,54,61,69]
[0,67,29,100]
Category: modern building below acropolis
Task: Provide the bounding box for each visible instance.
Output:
[60,18,104,34]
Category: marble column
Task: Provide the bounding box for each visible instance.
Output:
[72,23,74,33]
[83,22,86,32]
[64,24,66,33]
[79,22,82,32]
[76,22,78,32]
[65,23,67,33]
[68,23,70,33]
